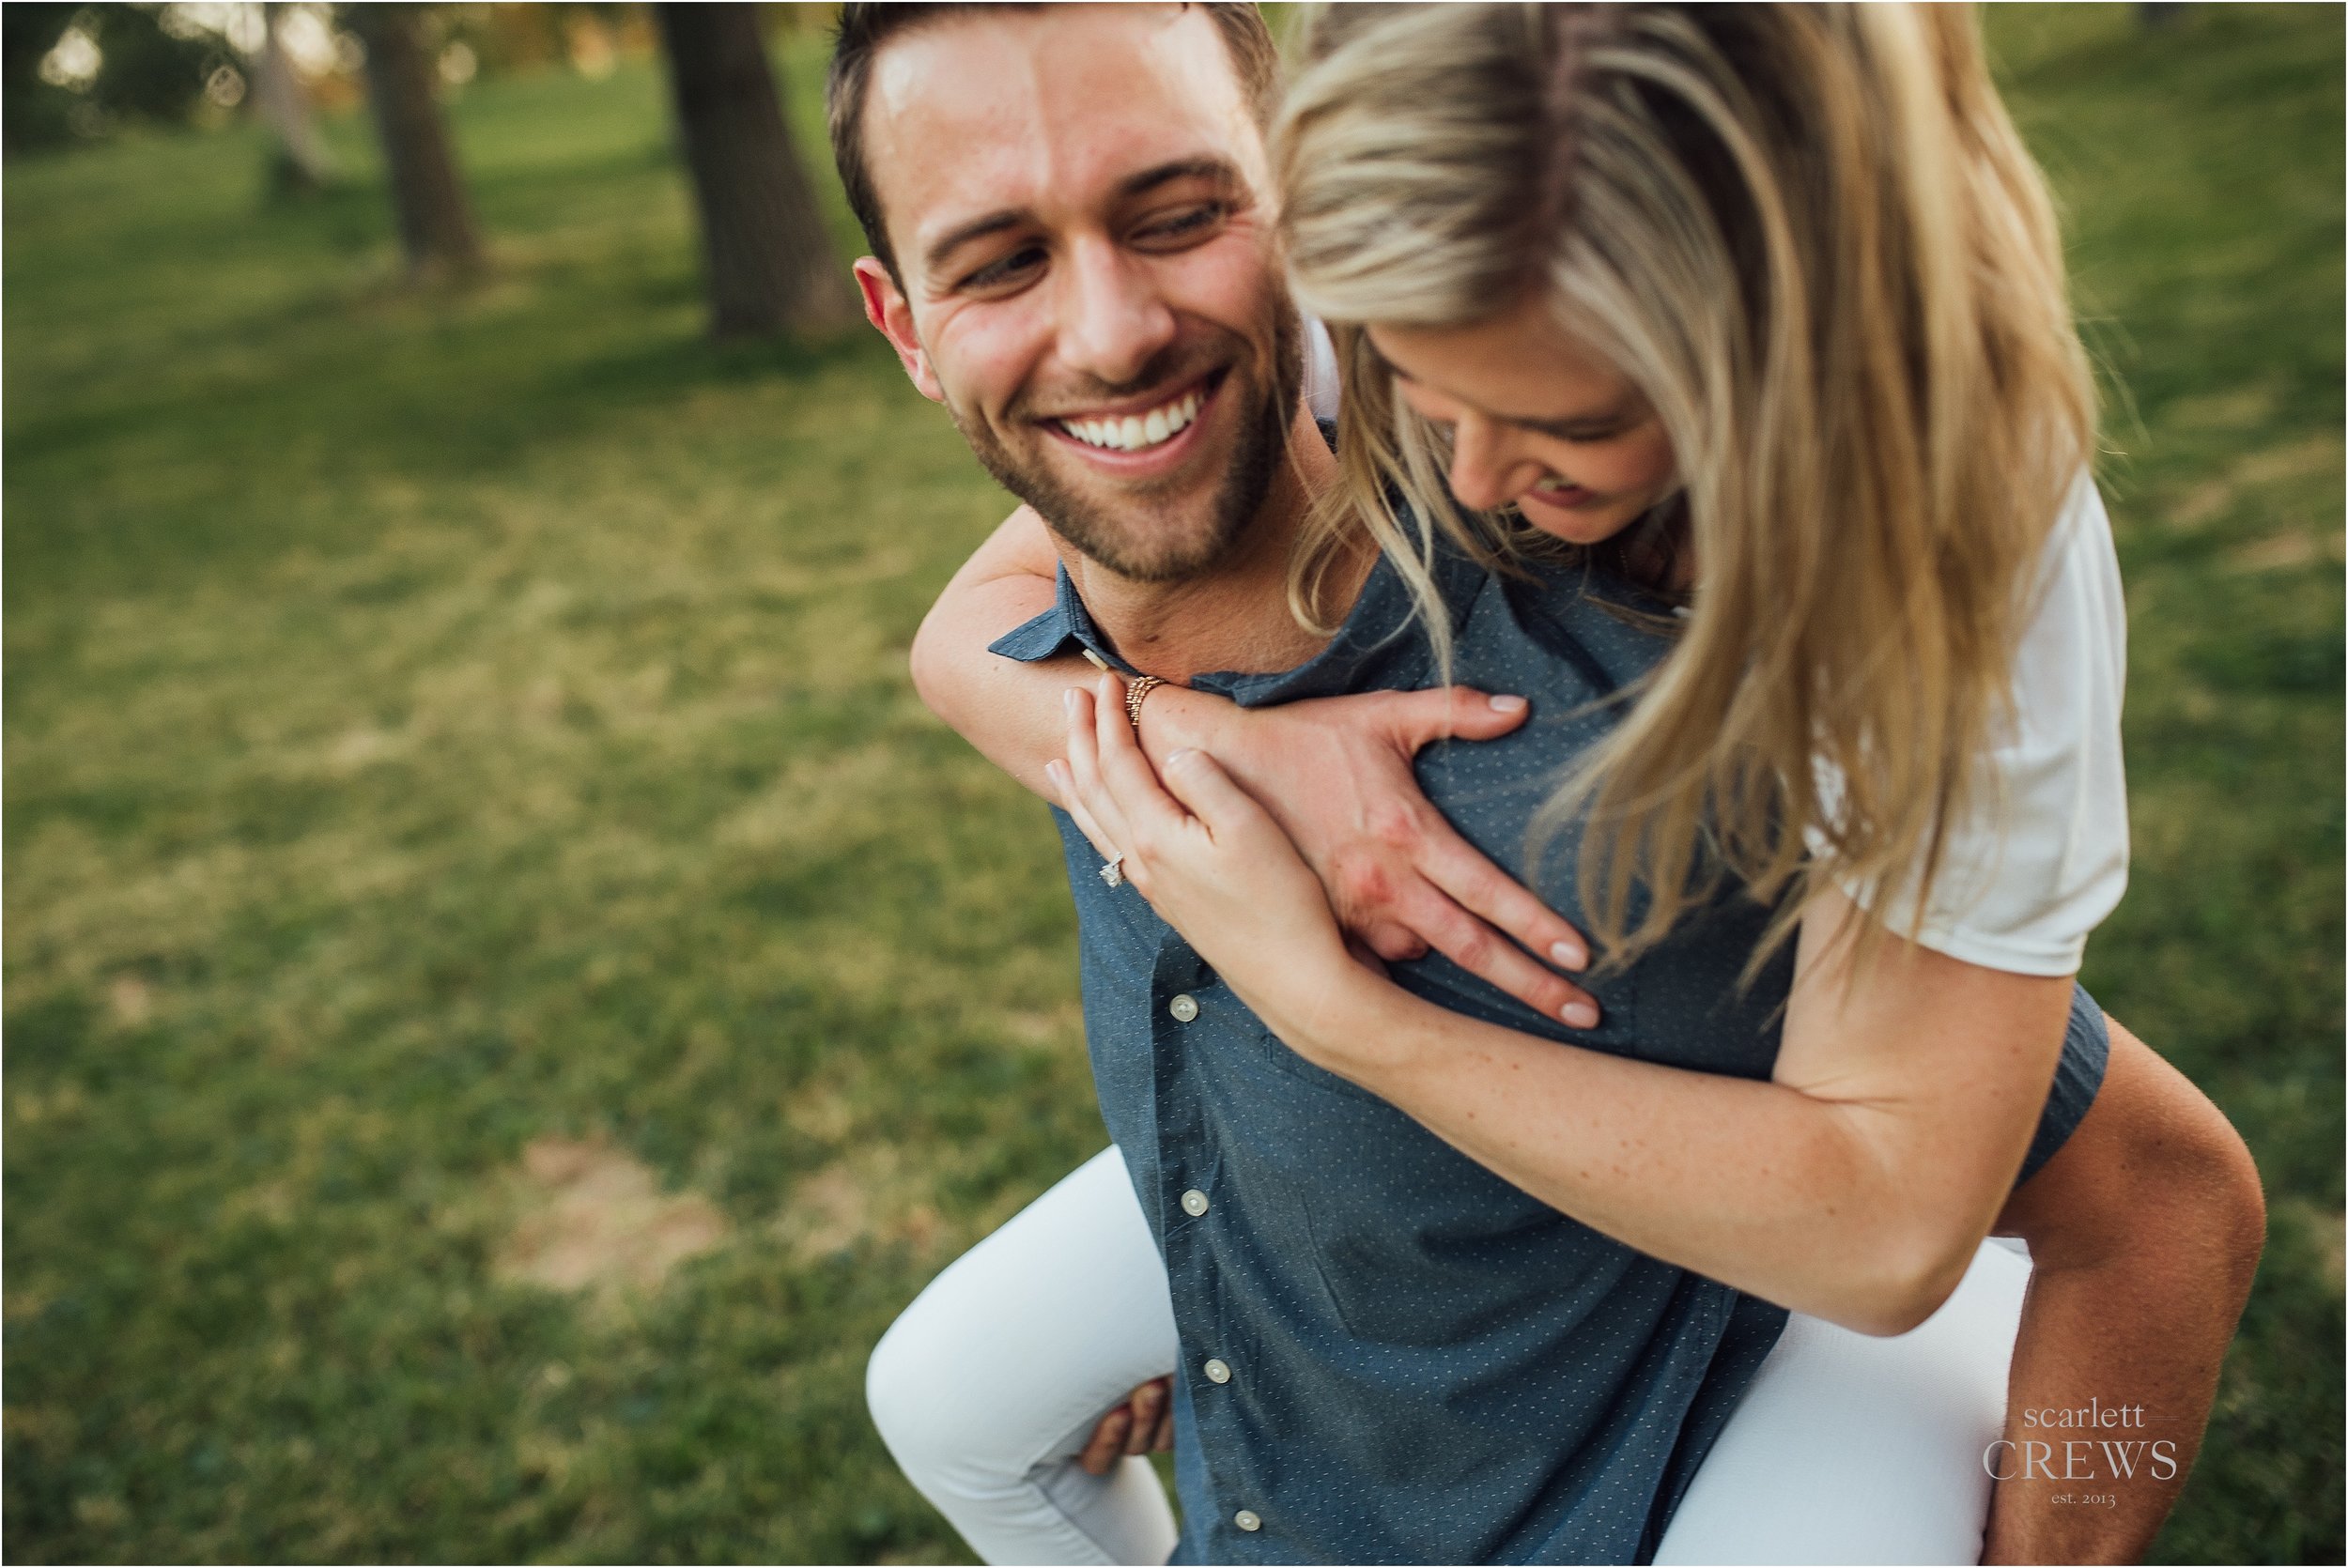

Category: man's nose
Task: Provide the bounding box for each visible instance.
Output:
[1057,237,1178,390]
[1446,414,1540,512]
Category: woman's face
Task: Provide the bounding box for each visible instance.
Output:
[1367,293,1677,547]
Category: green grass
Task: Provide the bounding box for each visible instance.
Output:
[5,11,2340,1563]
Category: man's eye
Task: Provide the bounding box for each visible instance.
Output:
[1135,204,1226,246]
[964,247,1045,291]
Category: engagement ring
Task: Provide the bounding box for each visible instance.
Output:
[1100,855,1125,889]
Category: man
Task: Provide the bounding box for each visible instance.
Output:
[829,5,2260,1562]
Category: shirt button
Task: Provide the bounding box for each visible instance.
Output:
[1181,1188,1210,1217]
[1203,1358,1231,1384]
[1234,1509,1262,1532]
[1168,993,1199,1022]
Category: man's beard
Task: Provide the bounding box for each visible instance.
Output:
[951,298,1305,584]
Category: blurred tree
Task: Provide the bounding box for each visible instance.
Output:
[654,4,855,340]
[254,2,335,194]
[347,4,483,279]
[427,3,653,82]
[4,3,241,155]
[3,5,80,152]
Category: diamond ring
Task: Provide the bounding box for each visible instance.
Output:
[1100,855,1125,888]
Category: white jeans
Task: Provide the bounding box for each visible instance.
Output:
[868,1146,2031,1566]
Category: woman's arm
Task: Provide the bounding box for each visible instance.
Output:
[1353,889,2072,1335]
[909,503,1241,800]
[912,506,1600,1014]
[1058,675,2070,1334]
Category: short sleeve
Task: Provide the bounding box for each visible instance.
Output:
[1304,313,1342,423]
[1845,473,2131,975]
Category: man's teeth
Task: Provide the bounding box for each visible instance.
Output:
[1060,390,1203,452]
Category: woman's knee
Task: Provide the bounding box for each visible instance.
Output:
[2105,1017,2266,1288]
[865,1149,1172,1490]
[867,1272,996,1475]
[2007,1015,2264,1287]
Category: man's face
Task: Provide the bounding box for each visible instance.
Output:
[853,6,1300,583]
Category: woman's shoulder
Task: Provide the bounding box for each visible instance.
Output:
[2008,470,2127,747]
[1870,471,2131,976]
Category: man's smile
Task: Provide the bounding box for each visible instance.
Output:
[1039,370,1226,469]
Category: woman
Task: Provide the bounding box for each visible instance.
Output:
[873,5,2261,1561]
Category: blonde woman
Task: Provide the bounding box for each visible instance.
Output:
[855,4,2263,1562]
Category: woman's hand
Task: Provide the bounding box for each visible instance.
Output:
[1045,675,1373,1057]
[1188,686,1599,1026]
[915,502,1597,1022]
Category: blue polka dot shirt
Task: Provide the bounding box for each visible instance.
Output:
[990,533,2109,1565]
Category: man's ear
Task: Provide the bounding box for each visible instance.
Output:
[854,257,945,404]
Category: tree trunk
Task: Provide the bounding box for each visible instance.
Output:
[255,2,335,195]
[349,5,482,280]
[654,4,856,339]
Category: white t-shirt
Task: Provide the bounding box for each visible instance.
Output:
[1832,472,2130,976]
[1305,315,1344,423]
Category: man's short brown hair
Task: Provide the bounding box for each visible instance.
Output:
[826,3,1283,279]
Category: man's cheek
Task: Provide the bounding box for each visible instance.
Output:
[933,312,1041,425]
[1166,234,1278,315]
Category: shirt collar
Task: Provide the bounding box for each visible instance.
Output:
[984,538,1490,709]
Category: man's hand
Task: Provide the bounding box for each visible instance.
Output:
[1076,1376,1174,1475]
[1178,685,1599,1027]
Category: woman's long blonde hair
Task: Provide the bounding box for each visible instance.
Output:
[1274,2,2098,976]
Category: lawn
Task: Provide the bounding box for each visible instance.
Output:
[5,8,2340,1563]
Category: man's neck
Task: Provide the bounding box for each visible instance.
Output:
[1054,404,1371,683]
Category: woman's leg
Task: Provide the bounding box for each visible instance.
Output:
[866,1145,1181,1566]
[1980,1019,2263,1564]
[1653,1237,2034,1565]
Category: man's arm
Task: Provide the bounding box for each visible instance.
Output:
[911,506,1600,1013]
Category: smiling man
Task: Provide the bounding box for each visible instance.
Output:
[826,6,2256,1567]
[838,5,1296,587]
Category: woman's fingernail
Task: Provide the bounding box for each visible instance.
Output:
[1550,940,1588,972]
[1166,748,1197,767]
[1064,688,1080,715]
[1489,693,1528,712]
[1562,1001,1599,1029]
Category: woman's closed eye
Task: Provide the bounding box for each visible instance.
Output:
[1521,414,1640,444]
[1394,366,1641,447]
